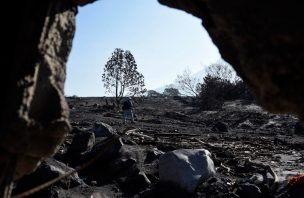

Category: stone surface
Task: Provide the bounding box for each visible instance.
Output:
[71,137,123,168]
[0,0,76,182]
[107,144,147,177]
[145,148,164,164]
[159,0,304,119]
[15,158,84,194]
[92,122,116,138]
[68,132,95,154]
[159,149,216,193]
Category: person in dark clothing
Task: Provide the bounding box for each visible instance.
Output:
[122,97,135,124]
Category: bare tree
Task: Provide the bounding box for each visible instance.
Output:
[205,60,240,82]
[176,68,201,97]
[102,48,146,104]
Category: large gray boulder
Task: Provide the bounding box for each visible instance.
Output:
[159,149,216,193]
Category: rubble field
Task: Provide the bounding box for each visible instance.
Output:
[13,96,304,198]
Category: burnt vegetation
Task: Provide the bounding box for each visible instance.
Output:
[198,75,254,110]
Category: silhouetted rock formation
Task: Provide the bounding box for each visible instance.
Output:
[0,0,76,184]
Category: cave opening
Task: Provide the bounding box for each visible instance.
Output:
[65,0,222,97]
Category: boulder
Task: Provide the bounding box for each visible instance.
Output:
[79,141,152,184]
[92,122,116,138]
[159,149,216,193]
[145,148,164,164]
[79,137,123,166]
[68,132,95,154]
[106,144,146,176]
[15,158,84,194]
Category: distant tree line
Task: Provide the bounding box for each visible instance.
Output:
[197,61,254,110]
[147,87,181,97]
[146,61,254,110]
[101,50,254,110]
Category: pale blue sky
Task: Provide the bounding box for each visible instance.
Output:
[65,0,221,96]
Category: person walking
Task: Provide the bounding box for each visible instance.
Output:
[122,97,135,124]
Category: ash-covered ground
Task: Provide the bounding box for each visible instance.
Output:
[13,96,304,198]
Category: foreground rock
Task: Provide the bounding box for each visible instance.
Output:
[92,122,117,139]
[159,149,216,193]
[14,158,84,195]
[0,0,76,183]
[68,131,95,154]
[70,137,123,168]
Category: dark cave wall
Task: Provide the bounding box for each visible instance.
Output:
[0,0,77,181]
